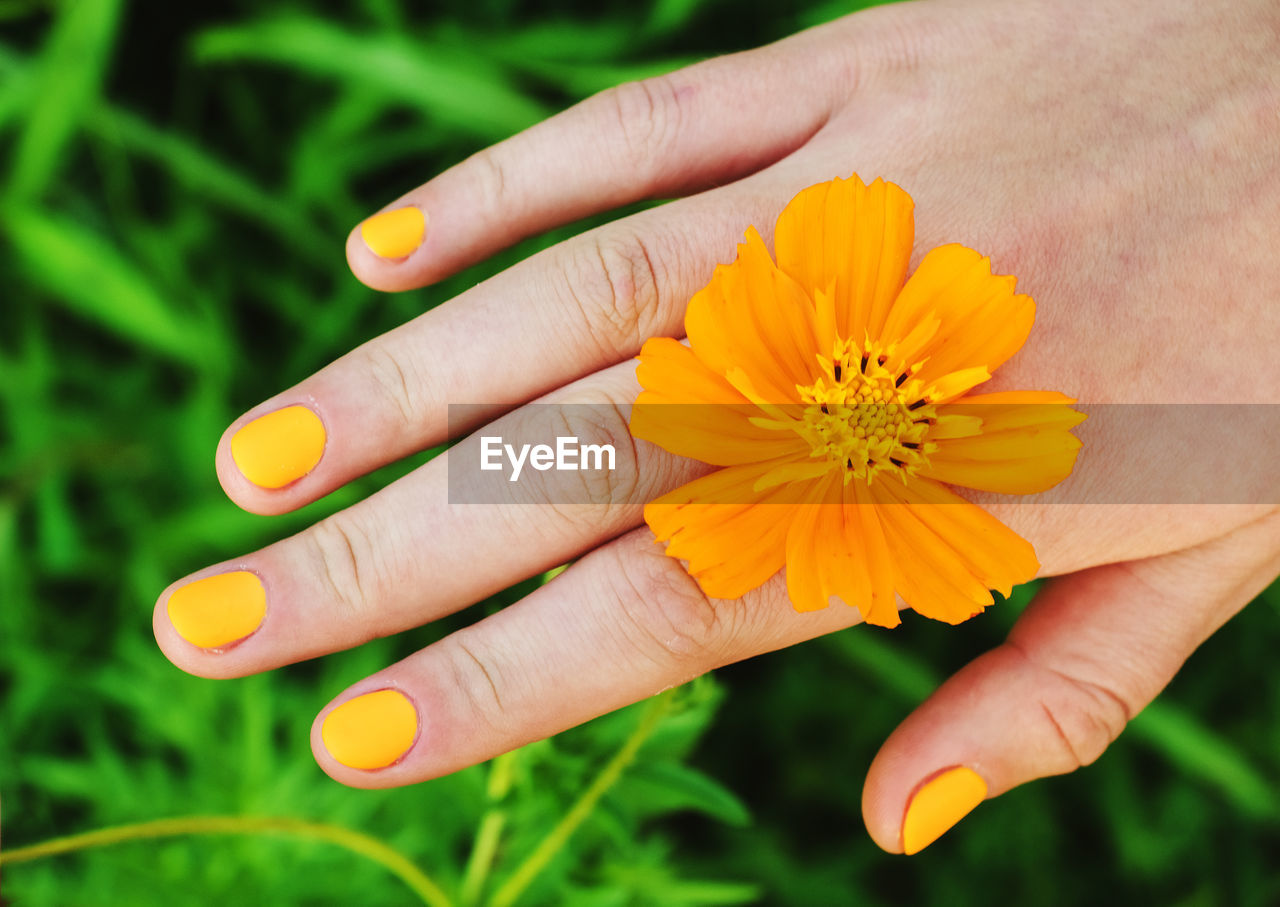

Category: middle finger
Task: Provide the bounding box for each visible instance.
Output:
[217,177,804,516]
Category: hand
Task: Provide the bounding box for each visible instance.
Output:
[155,0,1280,854]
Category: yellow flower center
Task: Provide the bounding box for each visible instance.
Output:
[795,337,937,484]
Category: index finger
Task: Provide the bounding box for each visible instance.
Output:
[345,27,850,291]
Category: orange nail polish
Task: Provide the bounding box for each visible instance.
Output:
[230,405,326,489]
[901,766,987,855]
[321,689,418,770]
[167,571,266,649]
[360,207,426,259]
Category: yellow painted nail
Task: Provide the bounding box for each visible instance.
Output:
[360,206,426,259]
[902,766,987,855]
[167,571,266,649]
[230,405,326,489]
[322,689,418,770]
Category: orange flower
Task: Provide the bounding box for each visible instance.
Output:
[630,176,1085,627]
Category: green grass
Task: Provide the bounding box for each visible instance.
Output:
[1,0,1277,904]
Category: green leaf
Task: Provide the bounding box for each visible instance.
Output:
[821,627,939,705]
[479,20,638,64]
[643,0,711,36]
[613,761,751,827]
[3,206,216,366]
[1129,702,1278,817]
[638,879,762,906]
[34,474,82,573]
[86,106,331,263]
[6,0,122,200]
[505,56,702,98]
[192,16,549,139]
[0,43,33,137]
[595,847,764,907]
[799,0,896,29]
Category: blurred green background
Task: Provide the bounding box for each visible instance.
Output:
[1,0,1277,904]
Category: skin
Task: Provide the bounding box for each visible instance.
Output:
[154,0,1280,854]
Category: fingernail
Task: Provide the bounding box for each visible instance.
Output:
[167,571,266,649]
[360,206,426,259]
[230,405,326,489]
[901,765,987,855]
[322,689,419,770]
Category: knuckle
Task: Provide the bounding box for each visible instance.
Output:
[603,75,684,189]
[553,396,641,511]
[851,2,937,77]
[1033,663,1134,770]
[610,538,727,666]
[360,342,420,433]
[559,228,664,357]
[308,514,376,620]
[470,146,513,215]
[817,2,941,110]
[501,396,640,521]
[445,636,506,731]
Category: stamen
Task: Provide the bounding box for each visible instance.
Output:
[794,337,939,485]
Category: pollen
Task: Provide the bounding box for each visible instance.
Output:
[795,337,937,484]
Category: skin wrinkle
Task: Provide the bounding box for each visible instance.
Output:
[610,539,724,665]
[610,76,681,195]
[534,403,638,520]
[310,517,368,617]
[455,641,504,715]
[366,343,417,432]
[1038,701,1086,772]
[441,643,504,739]
[473,146,511,219]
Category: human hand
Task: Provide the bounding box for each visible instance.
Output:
[155,0,1280,854]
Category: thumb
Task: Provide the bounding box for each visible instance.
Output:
[861,508,1280,855]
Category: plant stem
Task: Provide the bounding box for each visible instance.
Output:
[487,689,677,907]
[460,750,518,906]
[0,814,453,907]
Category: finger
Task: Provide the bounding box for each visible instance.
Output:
[156,360,710,679]
[221,175,800,515]
[861,507,1280,855]
[308,528,868,787]
[346,29,848,292]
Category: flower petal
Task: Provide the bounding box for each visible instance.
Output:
[848,480,899,627]
[783,474,855,612]
[873,478,1038,623]
[645,463,810,599]
[880,244,1034,387]
[883,478,1039,588]
[632,337,811,465]
[774,175,915,344]
[635,337,746,405]
[923,391,1086,494]
[685,227,820,400]
[631,399,811,465]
